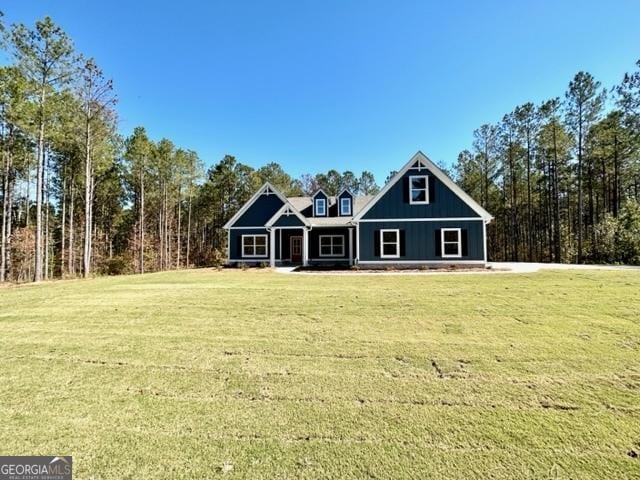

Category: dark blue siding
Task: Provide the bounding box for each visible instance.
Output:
[273,213,305,227]
[358,220,485,262]
[229,228,269,260]
[309,227,352,260]
[232,194,284,227]
[362,169,480,219]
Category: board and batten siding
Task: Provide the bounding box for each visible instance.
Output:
[231,194,284,227]
[272,213,305,227]
[308,227,352,260]
[358,220,485,262]
[362,169,480,219]
[229,228,270,261]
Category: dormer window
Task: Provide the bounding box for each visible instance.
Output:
[340,197,351,216]
[315,198,326,216]
[409,175,429,204]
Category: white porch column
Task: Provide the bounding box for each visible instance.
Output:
[302,228,309,266]
[348,228,354,266]
[269,228,276,268]
[355,222,360,264]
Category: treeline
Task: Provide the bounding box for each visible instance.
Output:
[0,15,380,283]
[455,64,640,264]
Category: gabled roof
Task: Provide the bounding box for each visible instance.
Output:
[353,151,493,221]
[336,187,354,198]
[311,188,329,199]
[265,203,310,227]
[223,182,289,229]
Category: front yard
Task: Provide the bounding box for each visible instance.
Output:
[0,269,639,478]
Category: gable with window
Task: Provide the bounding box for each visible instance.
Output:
[340,197,352,215]
[409,175,429,204]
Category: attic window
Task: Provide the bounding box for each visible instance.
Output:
[315,198,326,216]
[409,175,429,204]
[340,197,351,215]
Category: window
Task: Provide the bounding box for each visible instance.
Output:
[319,235,344,257]
[340,197,351,215]
[315,198,326,216]
[441,228,461,258]
[242,234,267,258]
[409,175,429,204]
[380,229,400,258]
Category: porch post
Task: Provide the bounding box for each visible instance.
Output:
[269,228,276,268]
[302,228,309,266]
[348,228,353,266]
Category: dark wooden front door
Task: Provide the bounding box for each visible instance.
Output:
[291,236,302,263]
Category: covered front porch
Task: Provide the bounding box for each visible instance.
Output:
[268,226,355,267]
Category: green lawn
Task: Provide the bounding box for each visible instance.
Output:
[1,269,639,479]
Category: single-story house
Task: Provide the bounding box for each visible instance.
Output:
[223,151,493,267]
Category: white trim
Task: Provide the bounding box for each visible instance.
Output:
[340,197,352,215]
[265,203,310,228]
[302,228,309,266]
[223,182,289,229]
[359,260,486,265]
[319,234,345,257]
[336,187,354,198]
[309,258,351,262]
[380,229,400,259]
[483,220,488,263]
[227,226,268,229]
[408,175,429,205]
[314,197,327,217]
[348,228,354,266]
[358,217,482,223]
[241,234,268,258]
[354,151,493,221]
[441,228,462,258]
[355,222,360,264]
[269,229,276,267]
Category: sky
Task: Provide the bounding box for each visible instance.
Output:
[2,1,640,183]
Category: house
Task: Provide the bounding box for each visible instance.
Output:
[223,151,493,267]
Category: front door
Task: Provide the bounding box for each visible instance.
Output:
[291,236,302,263]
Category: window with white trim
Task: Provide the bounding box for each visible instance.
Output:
[340,197,351,215]
[409,175,429,204]
[242,234,267,257]
[319,235,344,257]
[315,198,326,216]
[441,228,461,258]
[380,229,400,258]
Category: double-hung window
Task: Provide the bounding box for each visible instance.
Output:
[340,197,351,215]
[409,175,429,204]
[380,229,400,258]
[441,228,461,258]
[242,234,267,258]
[315,198,326,216]
[319,235,344,257]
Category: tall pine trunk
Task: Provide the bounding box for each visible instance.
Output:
[34,86,46,281]
[83,120,92,278]
[139,165,145,274]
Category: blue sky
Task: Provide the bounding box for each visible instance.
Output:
[2,1,640,183]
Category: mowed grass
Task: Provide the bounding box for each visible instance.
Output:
[0,269,639,479]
